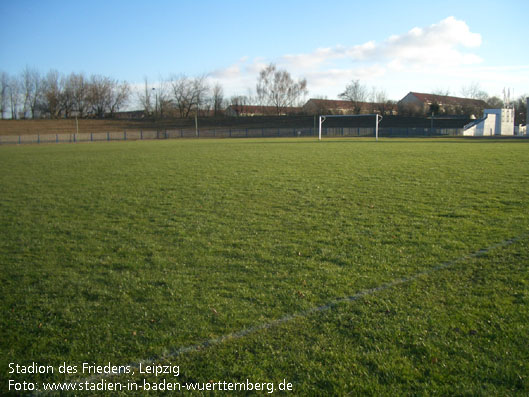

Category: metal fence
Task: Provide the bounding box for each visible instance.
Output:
[0,127,463,145]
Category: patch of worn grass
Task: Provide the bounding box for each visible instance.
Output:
[1,138,528,395]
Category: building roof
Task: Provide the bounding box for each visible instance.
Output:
[405,92,487,107]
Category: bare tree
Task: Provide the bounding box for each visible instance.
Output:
[3,67,132,119]
[374,89,387,105]
[193,75,209,116]
[230,89,258,107]
[60,74,76,118]
[212,83,224,116]
[230,95,250,107]
[8,75,21,119]
[170,75,194,118]
[460,82,488,101]
[0,72,9,119]
[368,86,377,104]
[170,75,209,118]
[456,82,488,117]
[375,90,392,115]
[138,77,153,117]
[86,75,111,118]
[21,67,36,118]
[30,71,43,118]
[339,79,368,114]
[42,70,62,118]
[154,78,172,118]
[85,75,129,118]
[19,67,43,119]
[256,63,307,115]
[108,80,130,117]
[69,72,88,117]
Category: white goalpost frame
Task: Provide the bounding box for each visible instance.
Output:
[318,114,382,141]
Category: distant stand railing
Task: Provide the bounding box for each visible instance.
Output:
[0,127,463,145]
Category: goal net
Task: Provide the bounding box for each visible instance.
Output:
[318,114,382,141]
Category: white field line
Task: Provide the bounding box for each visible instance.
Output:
[35,233,527,393]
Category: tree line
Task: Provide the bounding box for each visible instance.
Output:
[140,63,308,119]
[1,65,526,123]
[0,67,130,119]
[0,63,309,120]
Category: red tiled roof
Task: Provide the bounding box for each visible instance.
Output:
[408,92,487,107]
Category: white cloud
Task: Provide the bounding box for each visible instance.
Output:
[281,46,347,69]
[210,64,240,79]
[275,16,482,71]
[208,57,262,97]
[345,41,377,60]
[206,17,529,100]
[379,17,482,66]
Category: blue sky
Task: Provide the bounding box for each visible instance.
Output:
[1,0,528,105]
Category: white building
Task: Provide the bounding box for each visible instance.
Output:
[463,108,515,136]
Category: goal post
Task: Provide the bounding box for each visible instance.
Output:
[318,114,382,141]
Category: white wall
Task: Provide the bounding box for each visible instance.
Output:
[463,108,514,136]
[464,113,496,136]
[497,108,514,135]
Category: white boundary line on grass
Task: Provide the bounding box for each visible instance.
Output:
[33,233,528,394]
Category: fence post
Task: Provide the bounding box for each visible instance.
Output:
[107,132,110,141]
[229,129,232,138]
[124,130,127,140]
[38,134,40,144]
[165,129,168,139]
[19,135,21,144]
[91,132,93,141]
[56,134,58,143]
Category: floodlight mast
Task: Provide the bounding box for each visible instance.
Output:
[318,114,382,141]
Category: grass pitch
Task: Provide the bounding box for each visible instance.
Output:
[1,138,528,395]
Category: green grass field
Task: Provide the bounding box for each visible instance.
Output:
[1,138,528,395]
